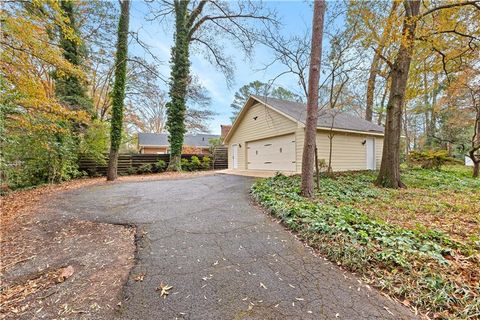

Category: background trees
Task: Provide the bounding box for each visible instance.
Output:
[149,0,278,171]
[230,81,303,121]
[1,1,89,187]
[1,0,479,189]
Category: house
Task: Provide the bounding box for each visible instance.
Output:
[223,95,385,173]
[220,125,232,142]
[138,133,220,154]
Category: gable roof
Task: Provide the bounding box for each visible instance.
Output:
[224,95,384,143]
[252,95,385,134]
[138,133,219,147]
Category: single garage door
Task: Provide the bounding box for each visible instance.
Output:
[247,134,296,171]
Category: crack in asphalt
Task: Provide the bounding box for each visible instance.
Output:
[52,174,417,320]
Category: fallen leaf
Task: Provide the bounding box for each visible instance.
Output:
[57,265,74,283]
[133,273,145,282]
[156,283,173,299]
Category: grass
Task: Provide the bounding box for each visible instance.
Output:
[251,165,479,319]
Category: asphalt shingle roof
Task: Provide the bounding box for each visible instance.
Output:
[138,133,220,147]
[251,95,384,134]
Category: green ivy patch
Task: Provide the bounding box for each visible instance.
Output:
[251,173,479,319]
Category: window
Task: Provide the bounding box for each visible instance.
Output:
[279,147,282,153]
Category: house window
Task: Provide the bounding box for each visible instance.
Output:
[256,150,258,155]
[279,147,282,153]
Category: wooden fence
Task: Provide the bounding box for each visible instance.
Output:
[79,147,228,176]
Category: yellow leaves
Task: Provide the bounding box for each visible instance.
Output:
[1,1,89,134]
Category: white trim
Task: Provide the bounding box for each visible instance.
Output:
[317,127,384,137]
[231,144,239,169]
[224,96,385,143]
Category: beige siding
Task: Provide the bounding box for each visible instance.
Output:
[313,131,384,172]
[227,103,298,170]
[375,137,384,169]
[295,127,305,172]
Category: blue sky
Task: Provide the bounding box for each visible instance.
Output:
[129,1,316,135]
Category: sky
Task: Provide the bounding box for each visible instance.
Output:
[128,1,318,135]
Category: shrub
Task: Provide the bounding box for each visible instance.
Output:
[190,156,202,171]
[180,156,211,171]
[136,164,152,174]
[201,156,211,169]
[156,159,167,172]
[126,166,138,175]
[181,158,191,171]
[409,150,452,170]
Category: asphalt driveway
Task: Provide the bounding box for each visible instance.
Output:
[55,174,416,319]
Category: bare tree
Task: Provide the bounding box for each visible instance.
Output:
[301,0,326,198]
[148,0,278,170]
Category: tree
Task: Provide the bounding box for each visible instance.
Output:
[376,0,421,188]
[107,0,130,181]
[441,67,480,177]
[321,24,359,174]
[150,0,277,171]
[55,0,93,115]
[364,2,399,122]
[375,0,480,188]
[0,1,89,187]
[230,81,303,121]
[301,0,326,198]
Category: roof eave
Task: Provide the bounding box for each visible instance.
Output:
[316,127,385,136]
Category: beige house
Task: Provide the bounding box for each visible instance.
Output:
[223,96,385,173]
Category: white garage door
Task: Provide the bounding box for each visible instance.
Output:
[247,134,296,171]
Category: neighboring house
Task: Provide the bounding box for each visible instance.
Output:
[220,125,232,142]
[138,133,220,154]
[223,95,385,173]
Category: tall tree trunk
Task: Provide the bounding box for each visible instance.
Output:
[376,0,420,188]
[107,0,130,181]
[301,0,326,198]
[365,53,381,122]
[166,1,190,171]
[423,65,432,148]
[365,1,398,122]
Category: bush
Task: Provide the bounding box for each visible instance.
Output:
[1,127,80,189]
[156,159,167,172]
[181,158,191,171]
[180,156,211,171]
[409,150,452,170]
[126,166,138,175]
[190,156,202,170]
[136,164,152,174]
[201,156,211,169]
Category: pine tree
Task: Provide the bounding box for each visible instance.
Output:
[107,0,130,181]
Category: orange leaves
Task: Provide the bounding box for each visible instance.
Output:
[1,1,88,133]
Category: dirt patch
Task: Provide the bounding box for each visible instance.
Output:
[0,171,217,319]
[0,212,135,319]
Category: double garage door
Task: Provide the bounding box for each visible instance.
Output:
[247,134,296,171]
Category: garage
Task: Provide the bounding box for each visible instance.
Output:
[247,134,296,171]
